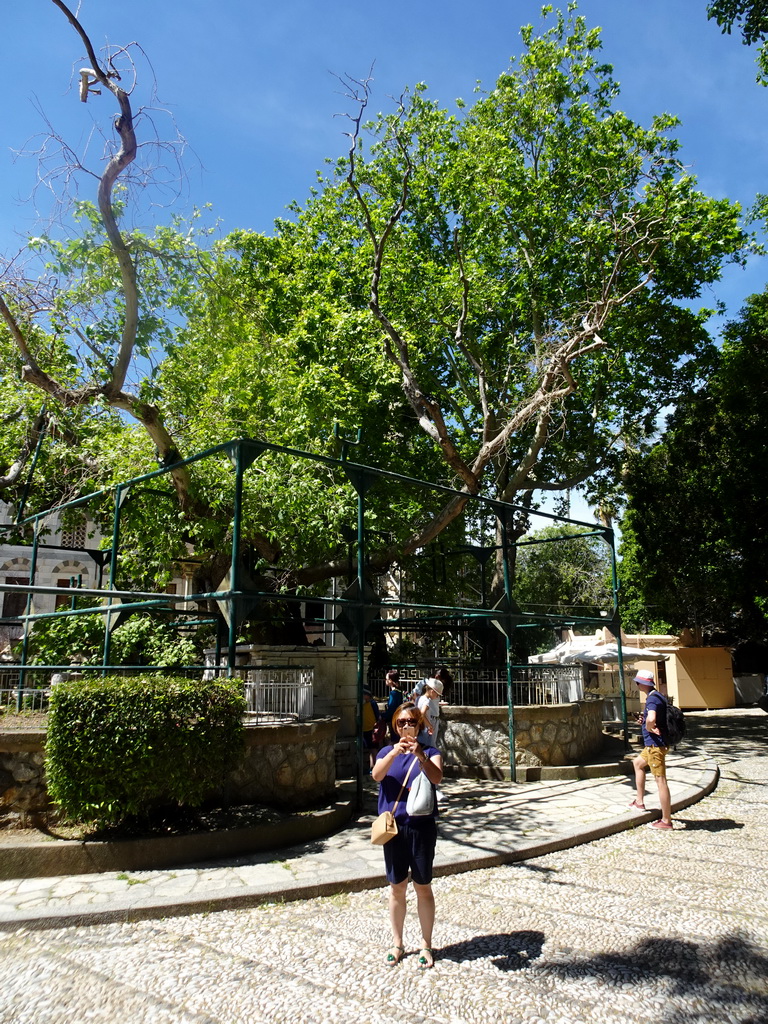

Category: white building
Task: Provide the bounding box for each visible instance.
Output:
[0,500,110,655]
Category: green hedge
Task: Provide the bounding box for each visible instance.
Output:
[45,675,245,824]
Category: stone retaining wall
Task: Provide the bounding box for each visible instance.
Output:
[220,717,339,808]
[0,717,340,825]
[0,731,51,822]
[441,700,604,777]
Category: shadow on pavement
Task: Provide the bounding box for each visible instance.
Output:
[438,930,545,972]
[673,817,745,832]
[685,711,767,765]
[544,932,768,1024]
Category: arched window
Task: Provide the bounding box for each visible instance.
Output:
[51,561,90,609]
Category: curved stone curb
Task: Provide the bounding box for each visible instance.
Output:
[0,797,355,882]
[433,758,721,877]
[0,760,719,933]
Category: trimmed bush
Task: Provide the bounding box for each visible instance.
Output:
[45,675,245,824]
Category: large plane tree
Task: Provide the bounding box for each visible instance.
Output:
[0,3,751,600]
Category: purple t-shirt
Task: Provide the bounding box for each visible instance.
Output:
[376,746,440,820]
[642,690,668,747]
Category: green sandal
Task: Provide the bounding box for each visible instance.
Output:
[386,945,405,967]
[418,947,434,970]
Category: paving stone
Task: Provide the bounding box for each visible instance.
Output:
[0,709,765,1023]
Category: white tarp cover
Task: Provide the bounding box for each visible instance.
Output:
[528,637,598,664]
[529,641,667,666]
[572,643,668,665]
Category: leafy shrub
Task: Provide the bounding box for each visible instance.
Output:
[45,675,245,824]
[23,610,199,668]
[23,610,105,665]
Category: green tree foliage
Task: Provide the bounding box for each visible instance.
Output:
[708,1,768,81]
[299,8,745,512]
[154,229,449,582]
[514,524,614,653]
[618,289,768,643]
[163,4,748,581]
[23,610,200,668]
[1,5,752,607]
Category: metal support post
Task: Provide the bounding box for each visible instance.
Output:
[17,520,40,709]
[102,484,127,671]
[499,512,517,780]
[604,528,628,747]
[228,442,245,679]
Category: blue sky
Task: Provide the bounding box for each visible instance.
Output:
[2,0,767,326]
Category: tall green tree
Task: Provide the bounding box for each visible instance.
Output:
[205,4,746,576]
[618,289,768,644]
[1,4,752,604]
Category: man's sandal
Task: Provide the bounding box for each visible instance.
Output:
[418,948,434,970]
[386,945,405,967]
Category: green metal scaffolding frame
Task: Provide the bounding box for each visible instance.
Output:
[0,436,629,807]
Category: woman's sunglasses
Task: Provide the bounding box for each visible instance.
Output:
[396,717,419,727]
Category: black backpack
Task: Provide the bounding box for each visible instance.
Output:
[664,699,686,747]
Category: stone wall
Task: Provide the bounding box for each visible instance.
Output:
[0,717,340,826]
[219,717,339,809]
[441,700,605,777]
[0,731,51,823]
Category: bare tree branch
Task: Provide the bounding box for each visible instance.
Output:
[342,78,480,493]
[0,1,193,507]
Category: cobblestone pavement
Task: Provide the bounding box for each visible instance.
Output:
[0,708,766,1024]
[0,744,715,926]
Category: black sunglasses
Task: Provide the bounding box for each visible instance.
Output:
[396,717,419,727]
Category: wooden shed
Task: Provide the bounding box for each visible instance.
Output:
[580,630,736,712]
[654,645,735,710]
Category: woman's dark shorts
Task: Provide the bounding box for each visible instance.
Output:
[383,818,437,885]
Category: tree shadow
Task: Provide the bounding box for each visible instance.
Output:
[518,862,557,877]
[685,712,767,766]
[545,932,768,1023]
[438,930,545,972]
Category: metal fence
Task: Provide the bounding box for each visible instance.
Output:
[370,664,584,706]
[0,664,50,711]
[0,663,314,722]
[0,686,49,711]
[242,666,314,723]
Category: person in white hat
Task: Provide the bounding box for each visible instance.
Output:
[630,670,673,829]
[417,678,444,748]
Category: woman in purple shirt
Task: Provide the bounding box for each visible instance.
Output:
[372,701,443,969]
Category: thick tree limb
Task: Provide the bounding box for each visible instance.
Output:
[50,1,139,397]
[0,408,47,490]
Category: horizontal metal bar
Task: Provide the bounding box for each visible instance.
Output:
[3,436,603,535]
[0,582,177,600]
[19,599,175,621]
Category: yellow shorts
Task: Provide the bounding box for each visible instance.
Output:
[641,746,668,777]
